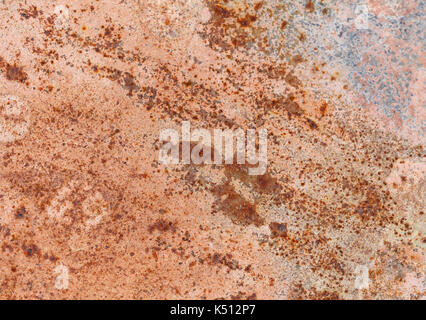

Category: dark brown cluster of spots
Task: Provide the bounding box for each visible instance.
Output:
[137,86,158,110]
[43,253,58,263]
[209,162,286,226]
[121,72,140,97]
[148,219,177,234]
[319,101,328,118]
[39,14,127,62]
[0,57,28,83]
[223,164,282,198]
[87,61,145,98]
[98,25,123,51]
[289,282,340,300]
[260,95,303,119]
[355,187,384,221]
[269,222,287,238]
[282,97,304,117]
[18,5,41,19]
[305,118,318,130]
[5,171,58,211]
[291,54,304,65]
[212,180,262,226]
[230,292,257,300]
[209,252,240,270]
[285,72,301,89]
[259,63,303,89]
[15,206,27,219]
[203,0,264,51]
[237,14,257,27]
[260,63,287,79]
[21,243,40,258]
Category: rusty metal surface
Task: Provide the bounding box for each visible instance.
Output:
[0,0,424,299]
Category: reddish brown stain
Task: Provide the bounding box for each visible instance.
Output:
[15,206,27,219]
[21,244,40,258]
[285,72,302,88]
[18,5,41,19]
[0,57,28,83]
[203,0,265,51]
[289,282,340,300]
[148,219,177,234]
[269,222,287,238]
[305,0,315,13]
[212,181,263,227]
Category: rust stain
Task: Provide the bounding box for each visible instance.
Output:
[0,57,28,83]
[0,0,423,300]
